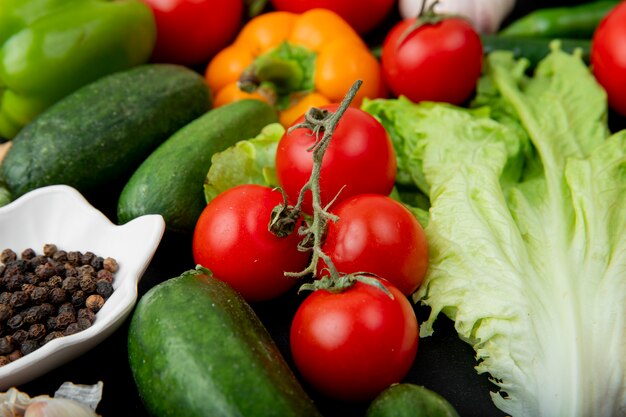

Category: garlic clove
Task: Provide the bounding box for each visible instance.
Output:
[24,398,99,417]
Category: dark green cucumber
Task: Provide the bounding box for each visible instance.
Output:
[0,64,210,198]
[482,36,590,69]
[117,99,278,234]
[365,383,460,417]
[128,267,322,417]
[499,1,618,39]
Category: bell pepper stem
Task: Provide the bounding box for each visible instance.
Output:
[239,56,304,96]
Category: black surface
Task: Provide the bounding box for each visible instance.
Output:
[11,0,614,416]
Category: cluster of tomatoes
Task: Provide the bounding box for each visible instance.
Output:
[191,102,429,401]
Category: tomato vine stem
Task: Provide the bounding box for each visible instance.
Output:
[270,80,362,283]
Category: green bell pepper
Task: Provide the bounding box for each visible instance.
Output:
[0,0,156,140]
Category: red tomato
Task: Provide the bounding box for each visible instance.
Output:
[275,105,397,214]
[143,0,243,65]
[290,278,418,401]
[381,17,483,105]
[320,194,428,296]
[192,184,309,302]
[270,0,395,34]
[591,1,626,117]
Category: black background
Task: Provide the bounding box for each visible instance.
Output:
[13,0,617,416]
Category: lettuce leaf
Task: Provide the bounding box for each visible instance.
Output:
[203,123,284,203]
[364,45,626,417]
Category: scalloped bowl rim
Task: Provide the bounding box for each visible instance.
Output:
[0,185,165,389]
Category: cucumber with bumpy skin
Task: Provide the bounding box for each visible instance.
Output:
[0,64,210,198]
[128,267,323,417]
[117,99,278,234]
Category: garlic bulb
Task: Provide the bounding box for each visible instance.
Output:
[24,399,98,417]
[399,0,517,34]
[0,382,102,417]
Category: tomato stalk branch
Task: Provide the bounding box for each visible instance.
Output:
[271,80,362,283]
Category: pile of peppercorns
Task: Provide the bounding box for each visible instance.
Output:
[0,244,118,366]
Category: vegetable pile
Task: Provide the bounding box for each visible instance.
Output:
[1,1,626,417]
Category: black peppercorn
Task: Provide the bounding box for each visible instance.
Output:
[9,291,29,308]
[35,263,55,280]
[0,249,16,264]
[66,251,82,265]
[96,279,114,298]
[8,349,22,362]
[24,272,43,285]
[77,308,96,323]
[76,317,92,330]
[22,306,43,324]
[96,269,113,283]
[52,250,67,263]
[7,314,23,330]
[77,265,95,276]
[42,244,57,257]
[20,248,36,261]
[0,336,14,355]
[20,339,39,355]
[28,255,48,269]
[28,324,46,340]
[38,303,55,318]
[103,257,119,273]
[63,323,81,336]
[0,304,12,322]
[86,294,105,313]
[0,293,9,305]
[55,311,75,330]
[61,276,80,293]
[47,275,63,288]
[43,331,64,345]
[30,286,48,304]
[71,290,86,308]
[12,329,28,345]
[63,262,77,277]
[80,275,97,293]
[81,252,95,266]
[49,287,67,304]
[58,302,75,316]
[45,316,57,331]
[4,275,23,292]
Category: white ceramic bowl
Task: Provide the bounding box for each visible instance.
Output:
[0,185,165,389]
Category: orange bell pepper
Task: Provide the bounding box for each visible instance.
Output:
[205,9,384,126]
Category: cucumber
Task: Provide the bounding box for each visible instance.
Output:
[0,64,210,198]
[482,36,590,69]
[128,267,322,417]
[117,99,278,234]
[365,383,460,417]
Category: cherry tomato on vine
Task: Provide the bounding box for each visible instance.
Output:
[192,184,309,302]
[290,278,419,401]
[319,194,428,296]
[143,0,243,65]
[591,1,626,117]
[381,16,483,105]
[270,0,395,34]
[275,105,397,214]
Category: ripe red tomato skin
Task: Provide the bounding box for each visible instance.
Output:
[381,17,483,105]
[192,184,309,302]
[320,194,428,296]
[270,0,394,34]
[591,2,626,117]
[290,279,419,401]
[143,0,243,65]
[275,105,397,214]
